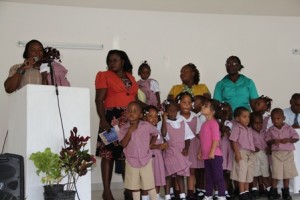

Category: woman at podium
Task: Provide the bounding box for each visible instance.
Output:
[95,49,138,200]
[4,39,47,93]
[4,39,70,93]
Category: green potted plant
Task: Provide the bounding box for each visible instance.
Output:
[29,147,64,198]
[30,127,95,200]
[59,127,96,198]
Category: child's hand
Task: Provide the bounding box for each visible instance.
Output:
[111,117,119,127]
[280,138,291,144]
[181,148,188,156]
[208,152,215,159]
[162,112,168,121]
[197,151,202,160]
[235,152,242,162]
[160,143,168,150]
[292,124,300,129]
[113,141,119,146]
[128,123,138,134]
[255,147,260,152]
[274,139,280,146]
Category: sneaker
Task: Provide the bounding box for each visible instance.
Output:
[196,191,205,200]
[251,190,259,199]
[238,193,248,200]
[282,188,292,200]
[217,197,226,200]
[268,188,281,200]
[212,194,218,200]
[186,195,197,200]
[225,194,232,200]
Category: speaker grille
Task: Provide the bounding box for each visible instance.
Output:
[0,154,24,200]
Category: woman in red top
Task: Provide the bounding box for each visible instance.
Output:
[95,50,138,200]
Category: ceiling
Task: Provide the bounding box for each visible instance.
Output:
[1,0,300,17]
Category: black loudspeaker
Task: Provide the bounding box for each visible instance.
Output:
[0,153,24,200]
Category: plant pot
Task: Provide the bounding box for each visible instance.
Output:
[43,184,65,200]
[44,191,75,200]
[55,191,76,200]
[44,184,64,194]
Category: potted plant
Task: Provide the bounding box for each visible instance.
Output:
[59,127,96,198]
[30,127,95,200]
[29,147,64,198]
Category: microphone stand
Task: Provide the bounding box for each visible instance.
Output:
[47,60,59,96]
[47,60,55,86]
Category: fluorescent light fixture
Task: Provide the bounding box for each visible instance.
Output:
[18,41,103,50]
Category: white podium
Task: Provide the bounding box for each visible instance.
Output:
[5,84,91,200]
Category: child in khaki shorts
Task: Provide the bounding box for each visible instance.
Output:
[265,108,299,200]
[119,101,159,200]
[229,107,256,200]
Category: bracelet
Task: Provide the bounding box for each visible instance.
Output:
[17,68,25,75]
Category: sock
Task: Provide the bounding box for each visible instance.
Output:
[240,191,246,195]
[266,187,271,191]
[157,193,160,199]
[142,195,149,200]
[214,191,218,195]
[165,194,171,200]
[225,191,228,195]
[132,191,141,200]
[148,189,157,200]
[179,193,186,199]
[252,187,258,191]
[170,187,174,194]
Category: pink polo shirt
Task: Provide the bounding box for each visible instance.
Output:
[265,123,299,151]
[118,120,159,168]
[199,119,222,160]
[229,122,255,151]
[251,128,267,151]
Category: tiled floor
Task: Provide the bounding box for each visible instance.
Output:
[92,190,300,200]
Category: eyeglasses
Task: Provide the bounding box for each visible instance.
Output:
[225,62,239,66]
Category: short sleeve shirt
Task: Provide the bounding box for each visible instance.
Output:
[95,70,138,108]
[265,123,299,151]
[8,64,42,89]
[229,121,255,151]
[168,84,210,98]
[199,119,223,159]
[118,121,158,167]
[213,74,259,111]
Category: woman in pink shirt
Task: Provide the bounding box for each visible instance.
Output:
[198,99,226,200]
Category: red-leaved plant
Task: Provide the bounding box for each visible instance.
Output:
[60,127,96,191]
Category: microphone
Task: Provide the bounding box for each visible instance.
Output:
[33,57,39,62]
[24,57,39,66]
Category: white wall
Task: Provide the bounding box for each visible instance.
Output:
[1,1,300,189]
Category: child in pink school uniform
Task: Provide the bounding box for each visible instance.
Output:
[176,92,202,200]
[249,112,273,199]
[253,95,273,132]
[119,101,159,200]
[252,95,273,196]
[218,102,234,200]
[229,107,255,200]
[198,99,226,200]
[161,99,194,200]
[137,61,161,109]
[265,108,299,200]
[144,105,168,200]
[193,95,207,198]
